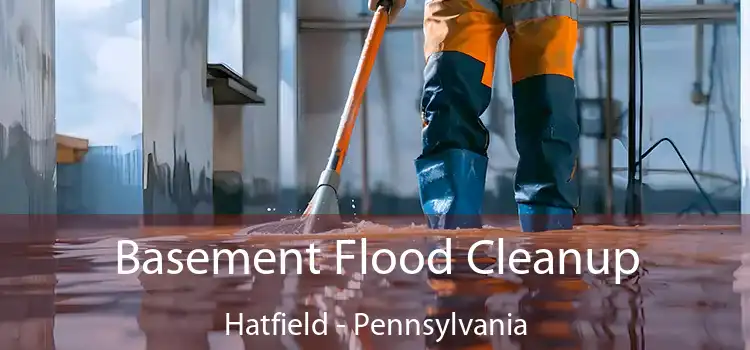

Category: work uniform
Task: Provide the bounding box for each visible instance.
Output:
[415,0,580,231]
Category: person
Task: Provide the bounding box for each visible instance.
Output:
[369,0,580,232]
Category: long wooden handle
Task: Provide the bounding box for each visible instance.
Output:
[324,6,390,174]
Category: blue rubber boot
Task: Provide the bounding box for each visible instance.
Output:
[518,204,574,232]
[415,149,488,229]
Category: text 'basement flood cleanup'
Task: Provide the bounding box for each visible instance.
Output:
[118,238,640,283]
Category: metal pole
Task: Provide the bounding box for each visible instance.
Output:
[357,5,371,217]
[279,0,299,214]
[694,0,706,105]
[602,0,615,219]
[625,0,642,221]
[360,30,371,217]
[299,4,737,31]
[739,0,749,222]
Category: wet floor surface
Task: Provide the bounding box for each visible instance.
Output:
[0,223,746,350]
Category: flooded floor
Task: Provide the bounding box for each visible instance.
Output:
[0,222,745,350]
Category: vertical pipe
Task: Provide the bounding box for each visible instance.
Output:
[358,2,371,216]
[739,1,750,347]
[694,0,705,101]
[625,0,641,220]
[740,0,749,218]
[360,84,371,216]
[359,0,371,216]
[602,0,615,219]
[360,27,371,216]
[278,0,299,213]
[243,0,280,214]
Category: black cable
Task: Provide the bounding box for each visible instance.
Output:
[637,138,719,215]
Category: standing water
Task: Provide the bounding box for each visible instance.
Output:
[0,223,743,350]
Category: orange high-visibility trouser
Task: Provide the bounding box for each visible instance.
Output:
[421,0,580,209]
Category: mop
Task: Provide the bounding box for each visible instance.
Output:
[239,1,393,235]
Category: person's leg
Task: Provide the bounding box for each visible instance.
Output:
[418,0,505,229]
[504,0,580,232]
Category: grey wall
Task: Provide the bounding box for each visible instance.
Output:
[213,106,243,173]
[142,0,214,216]
[242,0,281,214]
[0,1,56,347]
[0,0,56,216]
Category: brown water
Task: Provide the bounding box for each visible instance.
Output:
[1,223,745,350]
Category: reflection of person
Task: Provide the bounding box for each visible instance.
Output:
[369,0,579,231]
[512,270,583,349]
[507,241,584,349]
[424,239,586,349]
[357,239,432,350]
[426,243,524,349]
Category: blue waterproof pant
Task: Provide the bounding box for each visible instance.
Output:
[416,0,580,231]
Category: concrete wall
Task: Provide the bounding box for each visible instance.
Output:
[213,106,243,173]
[0,1,56,348]
[213,105,244,215]
[142,0,214,215]
[242,0,281,213]
[0,0,56,216]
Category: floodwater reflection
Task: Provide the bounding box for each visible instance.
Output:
[0,224,744,350]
